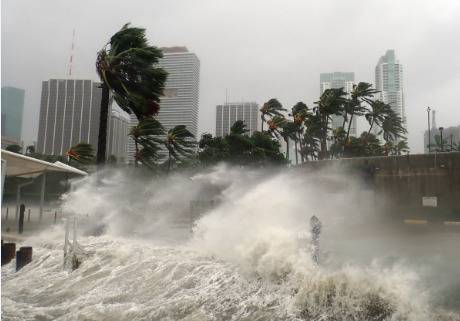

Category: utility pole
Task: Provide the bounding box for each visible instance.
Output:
[427,107,431,153]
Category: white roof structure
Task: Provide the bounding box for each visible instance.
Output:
[1,150,87,178]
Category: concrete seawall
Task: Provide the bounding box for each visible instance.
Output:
[299,152,460,222]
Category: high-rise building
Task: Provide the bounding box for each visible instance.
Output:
[375,50,406,131]
[107,105,130,163]
[36,78,129,161]
[216,102,259,137]
[1,86,25,142]
[319,72,356,136]
[127,47,200,163]
[157,47,200,137]
[37,79,102,155]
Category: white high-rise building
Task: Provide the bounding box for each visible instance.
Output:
[375,50,406,134]
[36,78,129,163]
[215,102,259,137]
[127,47,200,163]
[320,72,356,136]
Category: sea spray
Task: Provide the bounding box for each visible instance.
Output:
[2,164,459,320]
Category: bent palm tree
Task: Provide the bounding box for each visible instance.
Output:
[230,120,249,135]
[260,99,286,131]
[129,118,165,166]
[164,125,196,172]
[96,23,167,165]
[291,102,309,163]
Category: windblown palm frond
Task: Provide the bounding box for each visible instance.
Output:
[164,125,197,171]
[230,120,249,135]
[66,143,94,165]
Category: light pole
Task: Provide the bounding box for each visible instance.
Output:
[439,127,444,152]
[427,107,431,153]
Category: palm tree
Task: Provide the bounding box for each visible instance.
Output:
[380,110,407,143]
[314,88,346,159]
[280,121,298,161]
[66,143,94,165]
[129,117,165,167]
[344,82,378,143]
[96,23,167,165]
[291,102,309,164]
[365,100,390,137]
[260,98,286,131]
[164,125,196,172]
[230,120,249,135]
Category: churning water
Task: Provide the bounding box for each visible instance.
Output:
[2,165,460,320]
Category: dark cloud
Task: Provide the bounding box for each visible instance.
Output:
[2,0,460,152]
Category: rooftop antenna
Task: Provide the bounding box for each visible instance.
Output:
[68,29,76,76]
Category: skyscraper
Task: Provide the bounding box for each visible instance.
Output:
[319,72,356,136]
[1,86,25,142]
[127,47,200,163]
[375,50,406,130]
[157,47,200,137]
[216,102,259,137]
[107,105,130,163]
[37,79,102,155]
[36,78,129,161]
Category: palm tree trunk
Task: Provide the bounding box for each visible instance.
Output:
[294,139,298,165]
[134,140,139,167]
[298,132,305,163]
[97,83,110,166]
[320,116,328,160]
[345,113,354,143]
[367,119,375,137]
[285,138,289,161]
[168,151,172,173]
[261,115,264,131]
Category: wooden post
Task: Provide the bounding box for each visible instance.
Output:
[1,242,16,265]
[16,246,32,271]
[18,204,25,234]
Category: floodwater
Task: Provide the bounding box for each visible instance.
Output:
[2,165,460,320]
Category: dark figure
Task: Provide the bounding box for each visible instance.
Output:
[18,204,25,234]
[310,215,322,264]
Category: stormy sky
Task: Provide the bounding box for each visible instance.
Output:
[2,0,460,152]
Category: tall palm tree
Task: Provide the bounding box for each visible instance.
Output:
[129,118,165,167]
[291,102,309,164]
[344,82,379,143]
[280,121,298,161]
[164,125,196,172]
[380,110,407,143]
[260,98,286,131]
[314,88,346,159]
[96,23,167,165]
[66,143,94,165]
[365,100,390,137]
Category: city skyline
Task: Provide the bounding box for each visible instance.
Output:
[2,0,460,154]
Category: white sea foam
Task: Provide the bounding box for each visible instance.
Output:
[2,164,459,320]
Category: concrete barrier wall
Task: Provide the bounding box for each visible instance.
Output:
[299,152,460,221]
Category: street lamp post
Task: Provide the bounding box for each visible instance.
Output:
[439,127,444,152]
[427,107,431,153]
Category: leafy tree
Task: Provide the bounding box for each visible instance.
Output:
[5,144,22,154]
[96,23,167,165]
[230,120,249,135]
[291,102,309,163]
[164,125,196,172]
